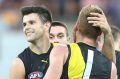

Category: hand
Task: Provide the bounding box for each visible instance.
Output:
[87,12,111,34]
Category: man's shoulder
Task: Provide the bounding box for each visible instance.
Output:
[50,43,69,59]
[19,47,29,54]
[52,43,68,52]
[18,47,30,58]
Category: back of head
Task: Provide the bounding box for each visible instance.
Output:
[21,6,52,23]
[77,5,103,40]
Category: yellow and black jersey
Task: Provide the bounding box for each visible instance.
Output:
[61,42,111,79]
[18,42,111,79]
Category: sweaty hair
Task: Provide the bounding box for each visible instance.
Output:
[21,6,52,23]
[111,26,120,43]
[76,5,103,40]
[49,21,68,36]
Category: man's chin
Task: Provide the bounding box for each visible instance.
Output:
[27,39,34,43]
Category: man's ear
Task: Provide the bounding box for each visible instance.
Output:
[73,22,80,32]
[67,36,74,43]
[73,21,80,43]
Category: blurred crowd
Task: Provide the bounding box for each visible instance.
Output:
[0,0,120,32]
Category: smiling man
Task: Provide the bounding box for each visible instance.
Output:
[10,6,53,79]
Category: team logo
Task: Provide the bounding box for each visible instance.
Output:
[28,71,43,79]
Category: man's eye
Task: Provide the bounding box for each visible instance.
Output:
[29,21,34,24]
[49,36,54,39]
[23,23,26,27]
[58,35,64,38]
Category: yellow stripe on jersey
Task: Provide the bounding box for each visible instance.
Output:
[68,43,85,79]
[52,43,60,46]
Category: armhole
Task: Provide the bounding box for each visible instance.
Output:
[18,48,31,78]
[66,45,71,63]
[18,55,27,74]
[63,45,71,70]
[17,57,26,71]
[60,45,71,79]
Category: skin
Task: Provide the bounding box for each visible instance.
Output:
[23,13,45,43]
[87,13,116,63]
[43,13,117,79]
[49,26,68,44]
[10,13,51,79]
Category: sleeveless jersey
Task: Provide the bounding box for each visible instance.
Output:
[116,50,120,79]
[18,44,53,79]
[18,42,111,79]
[61,42,111,79]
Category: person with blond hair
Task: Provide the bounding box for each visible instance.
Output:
[43,5,116,79]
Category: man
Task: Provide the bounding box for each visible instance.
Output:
[43,5,116,79]
[111,26,120,79]
[49,21,69,44]
[10,6,53,79]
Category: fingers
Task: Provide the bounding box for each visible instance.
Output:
[89,13,104,18]
[88,21,103,27]
[87,13,106,22]
[87,12,107,26]
[87,12,111,34]
[87,17,102,21]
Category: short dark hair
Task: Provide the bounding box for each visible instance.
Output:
[21,6,52,23]
[49,21,68,36]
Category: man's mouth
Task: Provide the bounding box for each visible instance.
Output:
[26,31,34,36]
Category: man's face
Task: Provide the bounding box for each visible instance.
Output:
[49,26,68,44]
[23,13,45,42]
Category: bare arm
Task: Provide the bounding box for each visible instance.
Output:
[87,13,116,63]
[10,58,25,79]
[111,62,117,79]
[43,45,68,79]
[102,30,116,63]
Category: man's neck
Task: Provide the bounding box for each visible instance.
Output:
[29,36,50,55]
[76,36,97,47]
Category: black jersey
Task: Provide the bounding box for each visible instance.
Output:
[78,42,111,79]
[18,42,112,79]
[18,44,53,79]
[61,42,111,79]
[116,50,120,79]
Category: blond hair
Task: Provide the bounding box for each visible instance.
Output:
[76,5,103,40]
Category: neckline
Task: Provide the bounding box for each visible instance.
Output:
[28,43,53,56]
[78,42,96,49]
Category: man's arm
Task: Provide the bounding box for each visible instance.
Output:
[43,45,68,79]
[87,12,116,63]
[111,62,117,79]
[102,30,116,63]
[10,58,25,79]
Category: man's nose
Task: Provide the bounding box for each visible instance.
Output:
[54,37,59,43]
